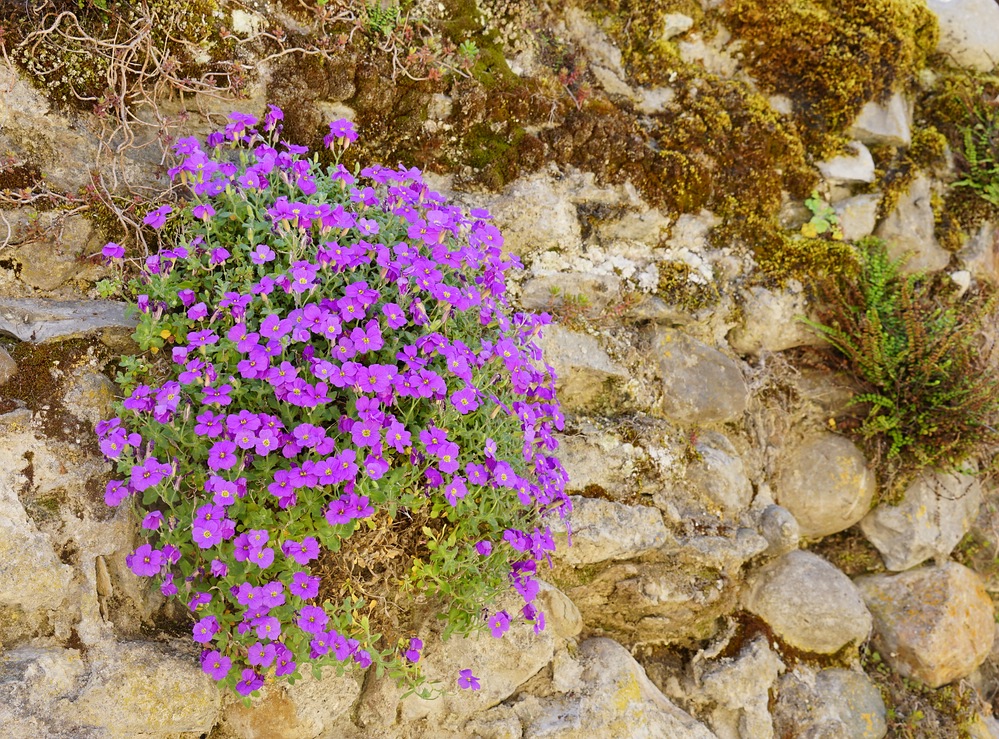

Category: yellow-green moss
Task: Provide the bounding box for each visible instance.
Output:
[656,261,720,313]
[726,0,938,156]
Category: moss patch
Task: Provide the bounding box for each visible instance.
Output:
[726,0,937,155]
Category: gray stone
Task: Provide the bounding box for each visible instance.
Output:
[0,298,136,343]
[860,468,982,571]
[834,193,882,242]
[926,0,999,73]
[0,647,96,739]
[474,173,582,257]
[555,495,671,566]
[775,432,876,538]
[693,636,784,739]
[957,219,999,282]
[62,369,117,426]
[537,324,628,412]
[518,273,621,314]
[743,550,872,655]
[652,328,749,425]
[727,283,816,356]
[516,638,717,739]
[0,463,73,612]
[817,141,876,183]
[636,86,677,114]
[759,504,801,557]
[558,431,640,496]
[662,13,695,40]
[686,431,753,514]
[773,667,887,739]
[13,215,95,292]
[875,173,952,273]
[0,345,16,386]
[848,92,912,147]
[65,641,220,736]
[679,529,769,576]
[857,562,995,688]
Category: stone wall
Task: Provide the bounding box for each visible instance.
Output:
[3,1,999,737]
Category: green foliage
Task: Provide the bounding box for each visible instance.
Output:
[954,91,999,208]
[800,191,844,240]
[805,238,999,500]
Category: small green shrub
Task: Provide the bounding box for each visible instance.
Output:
[954,90,999,208]
[805,238,999,500]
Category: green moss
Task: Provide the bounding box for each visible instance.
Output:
[656,261,719,312]
[726,0,938,155]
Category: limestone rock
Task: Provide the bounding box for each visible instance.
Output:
[662,13,695,40]
[759,504,801,557]
[518,273,621,314]
[775,432,875,538]
[727,283,816,356]
[957,219,999,282]
[848,92,912,147]
[0,464,73,612]
[694,636,784,739]
[652,328,749,425]
[743,550,872,654]
[66,641,220,736]
[555,495,670,566]
[13,215,95,292]
[834,193,881,242]
[773,667,887,739]
[537,324,628,412]
[475,172,582,257]
[875,174,952,273]
[0,345,16,386]
[0,647,93,739]
[221,670,361,739]
[926,0,999,73]
[62,369,117,426]
[558,431,639,496]
[682,528,769,576]
[685,431,753,514]
[516,638,717,739]
[817,141,876,183]
[860,468,982,571]
[857,562,995,688]
[0,298,136,343]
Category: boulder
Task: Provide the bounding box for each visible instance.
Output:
[555,495,671,566]
[856,562,995,687]
[0,298,136,343]
[860,468,982,571]
[848,92,912,147]
[694,636,784,739]
[537,324,629,413]
[685,431,753,514]
[727,283,816,356]
[772,666,887,739]
[775,432,875,538]
[926,0,999,73]
[515,638,717,739]
[221,670,361,739]
[66,641,220,736]
[758,504,801,557]
[817,141,876,183]
[834,193,881,242]
[652,328,749,425]
[875,174,952,274]
[743,550,872,654]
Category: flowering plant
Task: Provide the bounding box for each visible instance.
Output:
[98,107,569,698]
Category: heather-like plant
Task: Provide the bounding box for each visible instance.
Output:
[805,238,999,500]
[97,107,569,698]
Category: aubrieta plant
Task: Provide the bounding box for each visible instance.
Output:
[97,107,570,699]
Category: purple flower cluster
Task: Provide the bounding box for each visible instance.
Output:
[99,108,569,697]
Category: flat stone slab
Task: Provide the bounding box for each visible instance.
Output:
[0,298,136,343]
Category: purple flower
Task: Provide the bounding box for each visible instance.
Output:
[126,544,163,577]
[488,610,511,638]
[475,540,492,557]
[405,638,422,662]
[104,479,131,507]
[207,440,239,471]
[210,559,228,577]
[458,669,480,691]
[102,242,125,259]
[141,511,164,530]
[192,203,216,220]
[143,205,172,229]
[248,641,277,667]
[193,615,220,644]
[236,668,264,696]
[249,546,275,570]
[298,605,329,634]
[130,457,172,492]
[202,650,231,681]
[291,571,320,599]
[325,118,358,148]
[251,243,275,264]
